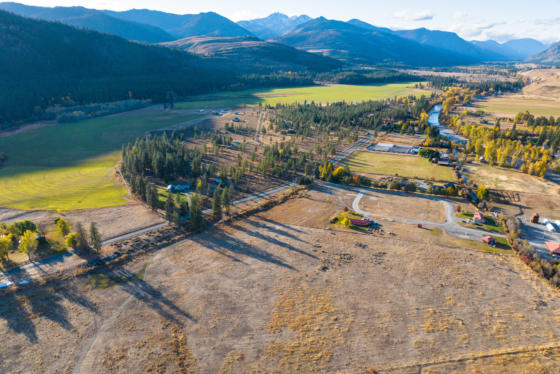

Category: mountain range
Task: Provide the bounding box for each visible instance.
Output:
[527,42,560,65]
[0,2,252,42]
[238,13,311,40]
[163,36,341,73]
[274,18,480,66]
[0,2,556,68]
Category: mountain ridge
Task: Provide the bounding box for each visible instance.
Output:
[238,12,311,40]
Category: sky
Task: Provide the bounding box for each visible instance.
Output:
[12,0,560,43]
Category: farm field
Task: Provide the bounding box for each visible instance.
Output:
[176,82,429,109]
[463,164,560,196]
[0,111,200,210]
[475,69,560,118]
[345,151,456,181]
[3,189,560,373]
[477,96,560,118]
[347,189,446,223]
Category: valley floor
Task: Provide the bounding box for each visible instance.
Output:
[3,188,560,373]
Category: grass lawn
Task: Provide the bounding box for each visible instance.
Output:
[345,151,456,181]
[462,164,560,195]
[429,228,511,254]
[176,83,429,109]
[0,112,199,211]
[478,97,560,118]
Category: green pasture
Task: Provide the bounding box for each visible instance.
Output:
[0,111,199,210]
[345,151,456,182]
[176,82,429,109]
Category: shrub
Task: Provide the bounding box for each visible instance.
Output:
[404,182,417,192]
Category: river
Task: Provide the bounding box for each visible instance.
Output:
[427,104,468,144]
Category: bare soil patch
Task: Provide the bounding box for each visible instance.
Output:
[374,133,424,146]
[352,189,446,223]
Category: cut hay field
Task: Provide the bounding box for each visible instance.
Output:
[345,151,456,181]
[463,164,560,196]
[477,69,560,118]
[478,96,560,118]
[0,111,199,211]
[176,82,429,109]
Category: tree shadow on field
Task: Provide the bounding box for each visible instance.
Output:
[229,221,317,260]
[191,226,296,270]
[0,291,38,343]
[0,277,99,344]
[253,216,305,234]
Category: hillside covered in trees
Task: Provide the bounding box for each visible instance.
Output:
[0,11,314,128]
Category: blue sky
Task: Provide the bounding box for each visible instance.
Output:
[13,0,560,43]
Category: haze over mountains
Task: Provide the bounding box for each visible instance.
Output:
[527,42,560,65]
[0,2,554,66]
[164,36,341,73]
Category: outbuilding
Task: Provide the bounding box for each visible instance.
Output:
[546,242,560,255]
[482,236,496,246]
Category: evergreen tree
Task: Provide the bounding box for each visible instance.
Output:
[147,185,160,210]
[75,223,89,251]
[213,189,222,220]
[165,194,175,222]
[189,194,203,230]
[179,200,189,218]
[89,222,102,252]
[221,186,231,215]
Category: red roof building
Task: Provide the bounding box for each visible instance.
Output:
[350,218,370,227]
[473,212,485,224]
[546,242,560,255]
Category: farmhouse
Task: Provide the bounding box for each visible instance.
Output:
[473,212,485,224]
[167,184,191,192]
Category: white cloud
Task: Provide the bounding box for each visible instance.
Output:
[449,21,505,39]
[453,11,468,20]
[537,17,560,26]
[393,10,434,22]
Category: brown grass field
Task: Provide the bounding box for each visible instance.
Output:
[463,164,560,196]
[475,69,560,118]
[3,187,560,373]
